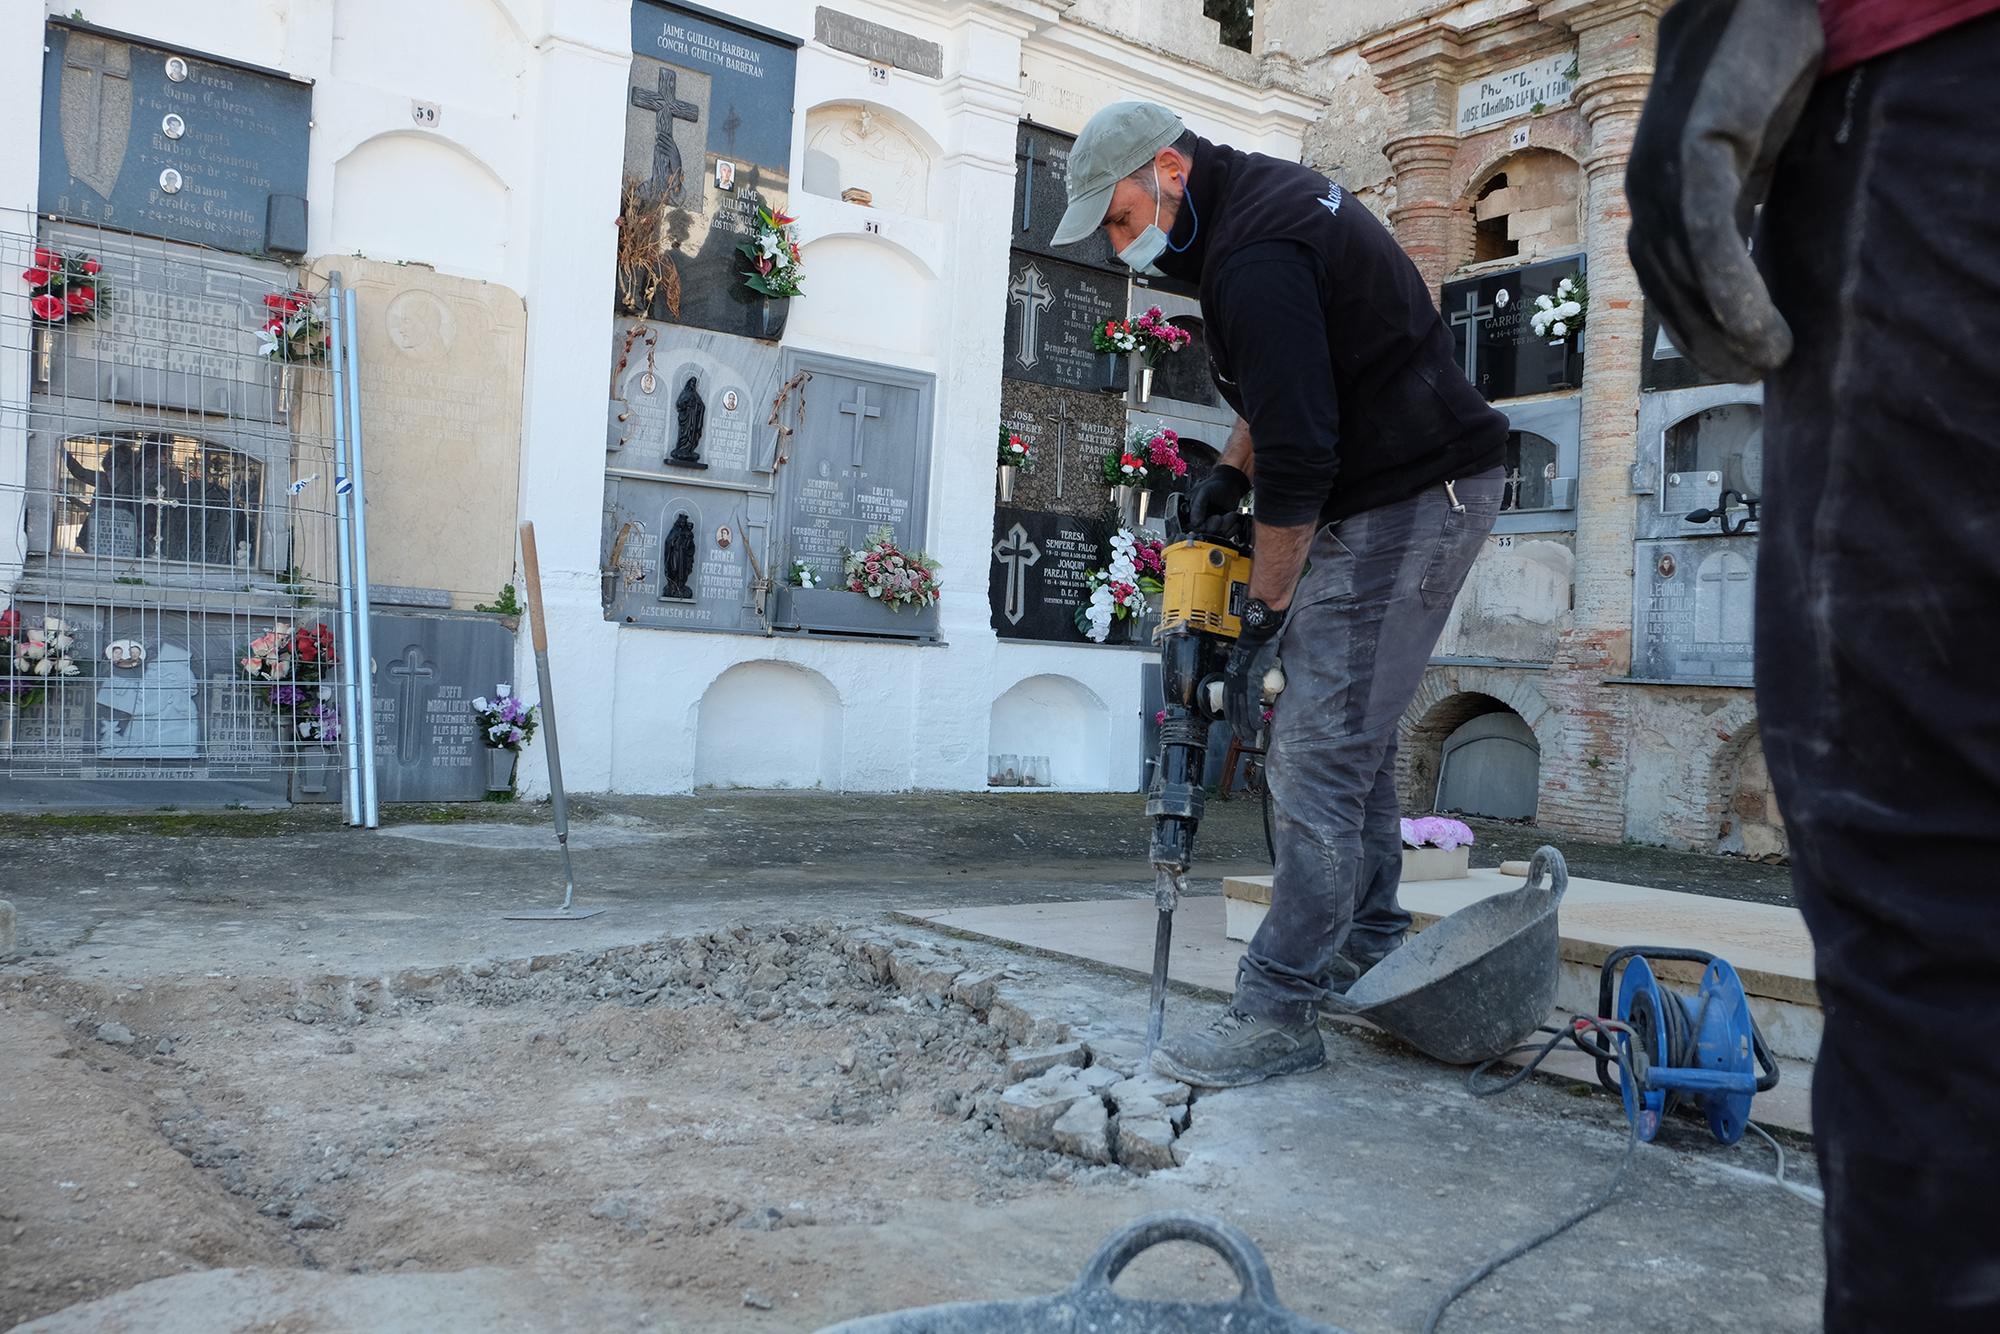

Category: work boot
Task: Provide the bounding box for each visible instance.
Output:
[1150,1009,1325,1089]
[1325,934,1405,995]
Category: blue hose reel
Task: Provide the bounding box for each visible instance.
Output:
[1589,947,1781,1145]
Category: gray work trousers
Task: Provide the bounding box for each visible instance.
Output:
[1234,469,1502,1025]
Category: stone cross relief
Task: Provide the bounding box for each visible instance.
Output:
[992,522,1041,625]
[838,386,880,472]
[631,65,701,206]
[1010,263,1053,370]
[1449,289,1495,388]
[61,35,132,198]
[387,645,436,765]
[1695,551,1753,645]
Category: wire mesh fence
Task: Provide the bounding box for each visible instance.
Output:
[0,208,351,797]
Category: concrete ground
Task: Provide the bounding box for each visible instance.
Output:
[0,793,1824,1332]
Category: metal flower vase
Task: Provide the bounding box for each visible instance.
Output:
[1112,484,1149,529]
[997,463,1018,503]
[1097,351,1129,396]
[487,747,517,794]
[1138,363,1155,405]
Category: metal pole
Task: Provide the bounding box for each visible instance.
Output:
[326,272,362,826]
[342,287,381,827]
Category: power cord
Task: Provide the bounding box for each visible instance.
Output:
[1425,1015,1821,1333]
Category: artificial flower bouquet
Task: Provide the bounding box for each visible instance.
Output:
[1102,424,1188,488]
[1076,529,1165,643]
[843,526,941,611]
[1,609,83,708]
[739,206,804,298]
[998,425,1032,470]
[472,684,539,751]
[256,290,331,363]
[1400,815,1475,850]
[22,246,104,325]
[1091,306,1192,365]
[1529,274,1586,345]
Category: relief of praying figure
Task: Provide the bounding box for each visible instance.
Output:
[668,374,707,467]
[661,513,697,601]
[65,440,145,556]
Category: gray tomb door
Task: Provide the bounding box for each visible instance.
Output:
[1436,711,1540,821]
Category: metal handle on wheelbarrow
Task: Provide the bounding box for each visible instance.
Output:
[1075,1212,1282,1307]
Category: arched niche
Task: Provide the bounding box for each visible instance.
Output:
[693,661,842,789]
[331,134,511,278]
[801,103,936,218]
[988,674,1112,790]
[1435,707,1541,820]
[784,235,936,356]
[1457,148,1583,270]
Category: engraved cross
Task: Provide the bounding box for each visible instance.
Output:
[838,387,880,472]
[1449,289,1495,389]
[992,522,1042,626]
[387,645,435,765]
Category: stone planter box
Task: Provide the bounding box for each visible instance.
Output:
[486,748,517,793]
[1402,844,1470,883]
[774,586,939,640]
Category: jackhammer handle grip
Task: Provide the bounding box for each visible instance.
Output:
[519,520,550,655]
[1074,1212,1282,1309]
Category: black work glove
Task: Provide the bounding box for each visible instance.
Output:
[1626,0,1824,383]
[1187,463,1251,535]
[1224,604,1285,749]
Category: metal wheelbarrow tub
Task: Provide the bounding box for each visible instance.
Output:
[1320,845,1568,1065]
[814,1212,1350,1333]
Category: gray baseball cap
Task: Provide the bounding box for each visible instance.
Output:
[1050,101,1187,246]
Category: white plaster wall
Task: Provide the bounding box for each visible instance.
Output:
[0,1,46,598]
[990,671,1115,790]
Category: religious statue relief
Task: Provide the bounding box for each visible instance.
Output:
[667,374,708,468]
[661,513,697,601]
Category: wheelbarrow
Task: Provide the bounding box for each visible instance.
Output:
[814,1212,1350,1333]
[1319,845,1568,1065]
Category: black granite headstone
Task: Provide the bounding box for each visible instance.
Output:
[1002,252,1127,394]
[1013,123,1120,272]
[38,22,311,256]
[1440,256,1587,402]
[1640,301,1738,392]
[989,506,1117,642]
[627,1,800,342]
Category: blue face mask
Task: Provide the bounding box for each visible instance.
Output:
[1117,167,1196,276]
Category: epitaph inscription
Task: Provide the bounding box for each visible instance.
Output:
[626,2,800,341]
[998,379,1127,519]
[367,614,513,802]
[988,506,1116,643]
[1441,256,1587,402]
[814,8,944,79]
[1002,252,1125,393]
[39,23,311,255]
[1632,537,1756,684]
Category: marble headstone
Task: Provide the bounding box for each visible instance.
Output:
[1441,256,1587,402]
[1631,538,1756,684]
[366,613,515,802]
[1002,252,1126,394]
[988,506,1116,643]
[1012,123,1120,272]
[39,22,310,255]
[625,2,800,342]
[305,258,526,610]
[999,380,1128,520]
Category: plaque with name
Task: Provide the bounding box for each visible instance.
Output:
[626,2,801,342]
[1441,256,1586,402]
[602,477,771,635]
[1012,123,1120,272]
[39,22,311,256]
[605,323,784,486]
[989,506,1119,643]
[999,379,1128,521]
[367,613,515,802]
[774,354,933,637]
[1631,537,1756,685]
[36,223,289,424]
[1003,251,1127,393]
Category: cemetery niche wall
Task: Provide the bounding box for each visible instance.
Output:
[1630,382,1765,684]
[622,1,800,342]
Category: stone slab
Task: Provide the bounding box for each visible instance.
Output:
[1002,252,1126,395]
[988,506,1117,645]
[896,888,1816,1133]
[814,8,943,79]
[1441,256,1585,402]
[997,379,1126,519]
[365,613,514,803]
[307,258,526,611]
[39,22,311,255]
[1010,123,1120,272]
[625,3,799,342]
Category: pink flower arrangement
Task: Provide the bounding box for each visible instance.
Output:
[1401,816,1476,850]
[843,526,941,611]
[1130,305,1192,365]
[1103,425,1186,487]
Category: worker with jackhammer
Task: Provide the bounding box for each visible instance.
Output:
[1628,2,2000,1329]
[1051,103,1509,1088]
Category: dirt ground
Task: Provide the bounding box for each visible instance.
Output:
[0,794,1822,1331]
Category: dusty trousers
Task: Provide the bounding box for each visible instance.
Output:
[1233,470,1501,1025]
[1756,16,2000,1332]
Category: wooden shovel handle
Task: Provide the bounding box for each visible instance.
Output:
[518,521,550,655]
